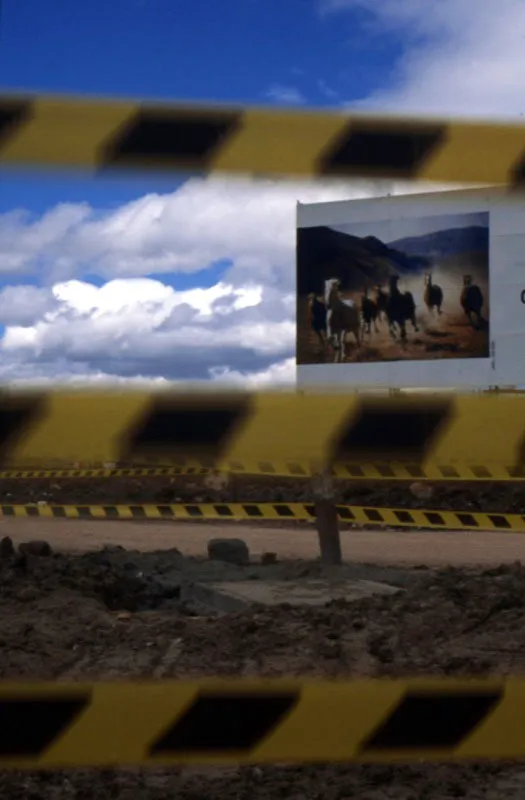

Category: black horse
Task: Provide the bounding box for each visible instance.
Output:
[386,275,419,341]
[460,275,485,329]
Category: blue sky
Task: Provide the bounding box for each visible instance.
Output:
[0,0,402,215]
[0,0,401,103]
[0,0,520,385]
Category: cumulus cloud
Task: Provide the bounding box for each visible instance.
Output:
[209,358,296,387]
[0,175,451,285]
[324,0,525,117]
[0,277,294,380]
[0,177,367,284]
[0,175,450,385]
[0,178,349,383]
[0,356,297,389]
[0,285,59,326]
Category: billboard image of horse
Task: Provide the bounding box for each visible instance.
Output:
[296,210,490,364]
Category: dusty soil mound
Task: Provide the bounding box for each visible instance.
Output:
[1,547,525,796]
[1,474,524,514]
[3,763,520,800]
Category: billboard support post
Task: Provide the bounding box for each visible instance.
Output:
[311,470,342,566]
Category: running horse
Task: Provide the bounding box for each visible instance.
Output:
[324,278,361,362]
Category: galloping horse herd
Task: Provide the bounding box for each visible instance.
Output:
[307,273,486,362]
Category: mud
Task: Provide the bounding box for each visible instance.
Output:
[1,473,524,515]
[2,544,525,797]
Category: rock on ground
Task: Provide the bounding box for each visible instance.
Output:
[18,540,53,557]
[207,538,250,566]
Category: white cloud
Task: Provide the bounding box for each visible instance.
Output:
[0,357,297,389]
[0,177,364,285]
[209,358,296,387]
[0,204,90,274]
[0,285,59,325]
[0,277,296,377]
[324,0,525,117]
[0,175,450,286]
[265,85,307,104]
[0,175,450,385]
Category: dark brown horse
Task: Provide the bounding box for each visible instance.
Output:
[386,275,419,341]
[424,272,443,315]
[460,275,485,329]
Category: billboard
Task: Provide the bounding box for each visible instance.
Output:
[296,187,525,389]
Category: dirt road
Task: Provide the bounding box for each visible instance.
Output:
[4,516,525,565]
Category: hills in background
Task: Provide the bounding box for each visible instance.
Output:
[297,224,489,296]
[390,226,488,259]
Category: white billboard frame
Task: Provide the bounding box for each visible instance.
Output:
[296,186,525,391]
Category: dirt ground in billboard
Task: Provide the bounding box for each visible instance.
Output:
[3,518,525,797]
[296,263,489,366]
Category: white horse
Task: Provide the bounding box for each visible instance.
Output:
[324,278,361,362]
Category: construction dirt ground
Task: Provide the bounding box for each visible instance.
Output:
[2,473,525,799]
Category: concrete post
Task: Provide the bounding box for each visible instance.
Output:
[311,469,342,566]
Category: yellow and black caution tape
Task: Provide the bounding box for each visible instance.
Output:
[5,501,525,532]
[0,90,524,184]
[2,461,525,481]
[0,465,213,480]
[0,677,523,767]
[0,390,523,474]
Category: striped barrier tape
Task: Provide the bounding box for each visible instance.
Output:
[0,91,525,184]
[0,465,212,480]
[5,502,525,531]
[2,461,525,481]
[0,390,523,474]
[0,677,522,767]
